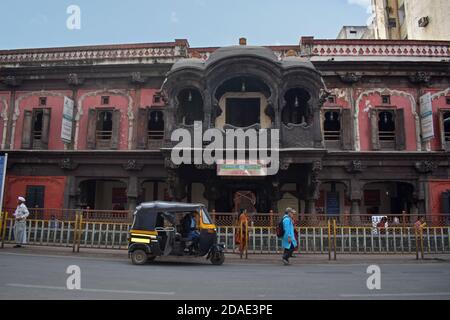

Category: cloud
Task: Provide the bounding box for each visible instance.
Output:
[170,12,179,24]
[347,0,371,7]
[348,0,374,23]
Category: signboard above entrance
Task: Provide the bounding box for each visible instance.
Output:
[217,161,267,176]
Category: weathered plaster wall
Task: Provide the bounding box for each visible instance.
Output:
[356,88,419,151]
[3,176,66,215]
[12,90,72,150]
[0,92,10,150]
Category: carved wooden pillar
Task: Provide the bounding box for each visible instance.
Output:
[166,168,186,202]
[66,176,79,210]
[203,179,222,212]
[349,178,362,225]
[4,76,22,150]
[305,199,316,215]
[305,161,322,224]
[312,104,323,148]
[67,73,84,150]
[269,179,282,213]
[127,176,139,217]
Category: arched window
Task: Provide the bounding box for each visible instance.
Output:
[282,88,311,125]
[214,76,271,128]
[178,89,203,125]
[96,110,113,141]
[148,110,164,140]
[323,110,341,141]
[444,111,450,143]
[378,111,395,141]
[32,109,44,141]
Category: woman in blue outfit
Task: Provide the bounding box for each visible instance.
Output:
[282,208,297,265]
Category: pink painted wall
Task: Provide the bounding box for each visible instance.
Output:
[357,90,418,151]
[0,92,10,149]
[140,88,160,107]
[428,180,450,214]
[7,88,163,151]
[13,91,72,150]
[323,94,351,110]
[426,91,450,151]
[76,90,135,150]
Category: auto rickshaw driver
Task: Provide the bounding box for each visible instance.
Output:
[182,211,200,253]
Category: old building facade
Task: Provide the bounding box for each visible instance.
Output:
[371,0,450,40]
[0,37,449,219]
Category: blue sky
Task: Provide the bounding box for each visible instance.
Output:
[0,0,372,50]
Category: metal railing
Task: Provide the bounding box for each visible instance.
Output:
[2,208,132,222]
[3,208,450,227]
[1,214,448,259]
[210,212,450,227]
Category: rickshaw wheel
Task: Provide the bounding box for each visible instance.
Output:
[131,249,148,265]
[210,252,225,265]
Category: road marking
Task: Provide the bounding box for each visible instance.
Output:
[340,292,450,298]
[6,283,175,296]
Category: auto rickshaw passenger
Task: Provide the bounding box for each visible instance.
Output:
[182,212,200,242]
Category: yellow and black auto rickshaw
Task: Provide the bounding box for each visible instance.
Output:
[128,201,225,265]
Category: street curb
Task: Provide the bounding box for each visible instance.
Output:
[1,244,449,265]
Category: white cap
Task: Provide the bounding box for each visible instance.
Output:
[18,196,26,202]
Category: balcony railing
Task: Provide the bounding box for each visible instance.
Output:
[324,130,341,141]
[379,131,395,141]
[445,131,450,142]
[96,130,112,141]
[148,130,164,140]
[33,130,42,140]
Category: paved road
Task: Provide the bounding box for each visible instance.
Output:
[1,251,450,300]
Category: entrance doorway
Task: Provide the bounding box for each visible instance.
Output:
[362,182,414,215]
[233,191,257,213]
[213,182,272,213]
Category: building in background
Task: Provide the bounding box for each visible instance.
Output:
[0,36,449,221]
[371,0,450,40]
[337,26,373,40]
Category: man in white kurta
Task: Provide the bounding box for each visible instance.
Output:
[13,196,29,248]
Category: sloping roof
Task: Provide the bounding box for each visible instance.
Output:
[206,45,279,65]
[170,45,318,73]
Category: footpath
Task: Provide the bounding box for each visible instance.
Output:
[1,244,449,265]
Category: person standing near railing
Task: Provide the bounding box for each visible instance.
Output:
[13,197,29,248]
[414,216,427,231]
[377,217,388,234]
[235,209,250,258]
[281,208,297,265]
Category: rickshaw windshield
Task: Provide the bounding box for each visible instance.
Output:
[201,208,213,225]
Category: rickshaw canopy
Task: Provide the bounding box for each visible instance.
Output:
[132,201,208,231]
[135,201,206,214]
